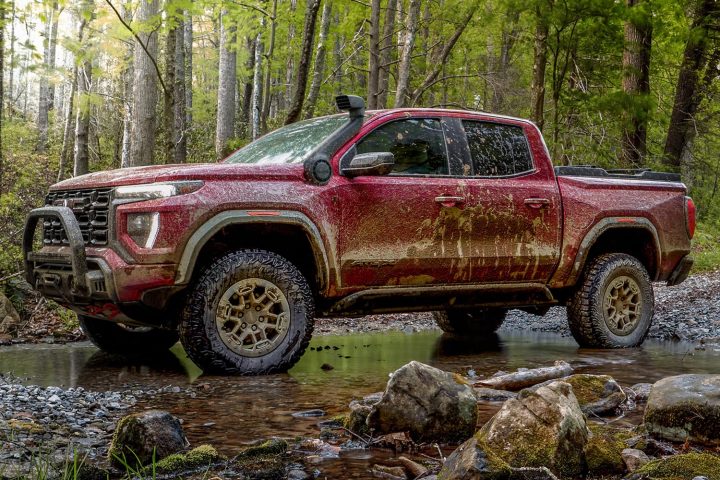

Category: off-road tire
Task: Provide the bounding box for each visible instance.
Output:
[79,316,179,355]
[433,309,507,336]
[567,253,654,348]
[179,249,314,375]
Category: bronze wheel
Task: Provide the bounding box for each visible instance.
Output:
[603,275,642,336]
[567,253,654,348]
[215,278,291,358]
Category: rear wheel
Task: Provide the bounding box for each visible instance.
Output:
[567,253,654,348]
[433,309,507,336]
[179,249,314,375]
[79,317,179,355]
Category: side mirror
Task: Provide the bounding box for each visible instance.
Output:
[341,152,395,178]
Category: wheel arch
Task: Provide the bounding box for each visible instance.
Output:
[568,217,661,286]
[175,210,331,295]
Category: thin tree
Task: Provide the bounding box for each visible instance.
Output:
[367,0,381,109]
[215,10,237,160]
[305,1,332,118]
[128,0,160,167]
[377,0,397,109]
[394,0,421,108]
[285,0,322,125]
[531,0,552,130]
[73,0,94,176]
[621,0,652,167]
[36,1,58,153]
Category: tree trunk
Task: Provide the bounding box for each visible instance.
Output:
[260,0,278,132]
[620,0,652,167]
[129,0,160,167]
[394,0,421,108]
[531,3,549,131]
[305,1,332,118]
[73,57,92,176]
[285,0,322,125]
[47,3,60,111]
[663,0,718,168]
[491,8,520,113]
[241,36,255,138]
[58,63,78,181]
[367,0,381,109]
[164,14,176,164]
[7,0,15,117]
[252,32,264,140]
[36,2,57,153]
[120,1,133,168]
[377,0,397,109]
[174,17,187,163]
[215,10,237,160]
[0,0,4,194]
[184,9,193,126]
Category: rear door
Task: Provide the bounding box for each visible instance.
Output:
[448,116,562,283]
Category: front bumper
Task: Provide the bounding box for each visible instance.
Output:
[666,255,693,286]
[24,206,179,325]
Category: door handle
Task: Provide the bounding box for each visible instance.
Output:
[435,196,466,207]
[524,198,551,209]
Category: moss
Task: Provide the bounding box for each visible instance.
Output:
[236,439,287,460]
[564,374,612,405]
[584,424,631,475]
[634,452,720,480]
[232,439,289,480]
[107,415,139,465]
[155,445,223,473]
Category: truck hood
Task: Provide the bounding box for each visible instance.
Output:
[50,163,307,190]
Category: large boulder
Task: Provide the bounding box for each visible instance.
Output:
[0,292,20,334]
[524,374,626,416]
[477,381,589,477]
[644,375,720,445]
[109,410,186,467]
[367,361,477,442]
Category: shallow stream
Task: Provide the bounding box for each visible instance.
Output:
[1,330,719,477]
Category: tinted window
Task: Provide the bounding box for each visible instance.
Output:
[356,118,449,175]
[462,121,533,176]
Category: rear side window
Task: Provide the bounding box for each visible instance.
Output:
[356,118,449,175]
[462,121,533,176]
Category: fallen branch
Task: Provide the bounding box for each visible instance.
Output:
[473,360,573,391]
[399,455,428,477]
[0,271,22,283]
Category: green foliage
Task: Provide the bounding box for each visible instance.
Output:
[693,222,720,273]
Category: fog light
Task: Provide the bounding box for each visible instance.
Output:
[127,212,159,248]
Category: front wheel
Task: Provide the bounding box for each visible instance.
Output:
[179,249,314,375]
[433,309,507,336]
[79,317,179,355]
[567,253,654,348]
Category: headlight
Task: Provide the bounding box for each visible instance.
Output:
[127,212,160,248]
[114,181,203,202]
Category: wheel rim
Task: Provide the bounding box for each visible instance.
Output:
[215,278,290,357]
[602,275,642,336]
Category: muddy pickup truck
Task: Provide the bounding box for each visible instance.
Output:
[23,95,695,374]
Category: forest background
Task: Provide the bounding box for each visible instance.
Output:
[0,0,718,285]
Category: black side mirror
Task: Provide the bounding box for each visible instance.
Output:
[341,152,395,178]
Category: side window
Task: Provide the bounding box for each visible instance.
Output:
[462,121,534,176]
[356,118,449,175]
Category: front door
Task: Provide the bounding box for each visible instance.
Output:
[337,116,471,289]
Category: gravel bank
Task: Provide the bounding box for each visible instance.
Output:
[316,271,720,343]
[0,375,196,476]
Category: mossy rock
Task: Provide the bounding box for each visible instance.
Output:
[438,436,511,480]
[633,452,720,480]
[230,439,289,479]
[584,424,632,475]
[108,410,186,468]
[155,445,224,473]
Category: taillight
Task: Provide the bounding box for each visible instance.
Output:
[685,196,696,239]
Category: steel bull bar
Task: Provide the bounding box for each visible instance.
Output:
[23,206,90,299]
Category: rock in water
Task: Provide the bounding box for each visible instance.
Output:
[438,436,510,480]
[108,410,186,467]
[645,375,720,445]
[562,374,626,416]
[477,381,588,477]
[367,361,477,442]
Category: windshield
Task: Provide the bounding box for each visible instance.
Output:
[224,115,347,164]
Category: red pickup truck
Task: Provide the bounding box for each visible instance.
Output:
[24,95,694,374]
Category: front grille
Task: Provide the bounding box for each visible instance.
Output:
[43,188,112,246]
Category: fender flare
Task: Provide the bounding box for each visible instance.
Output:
[175,210,331,290]
[566,217,662,285]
